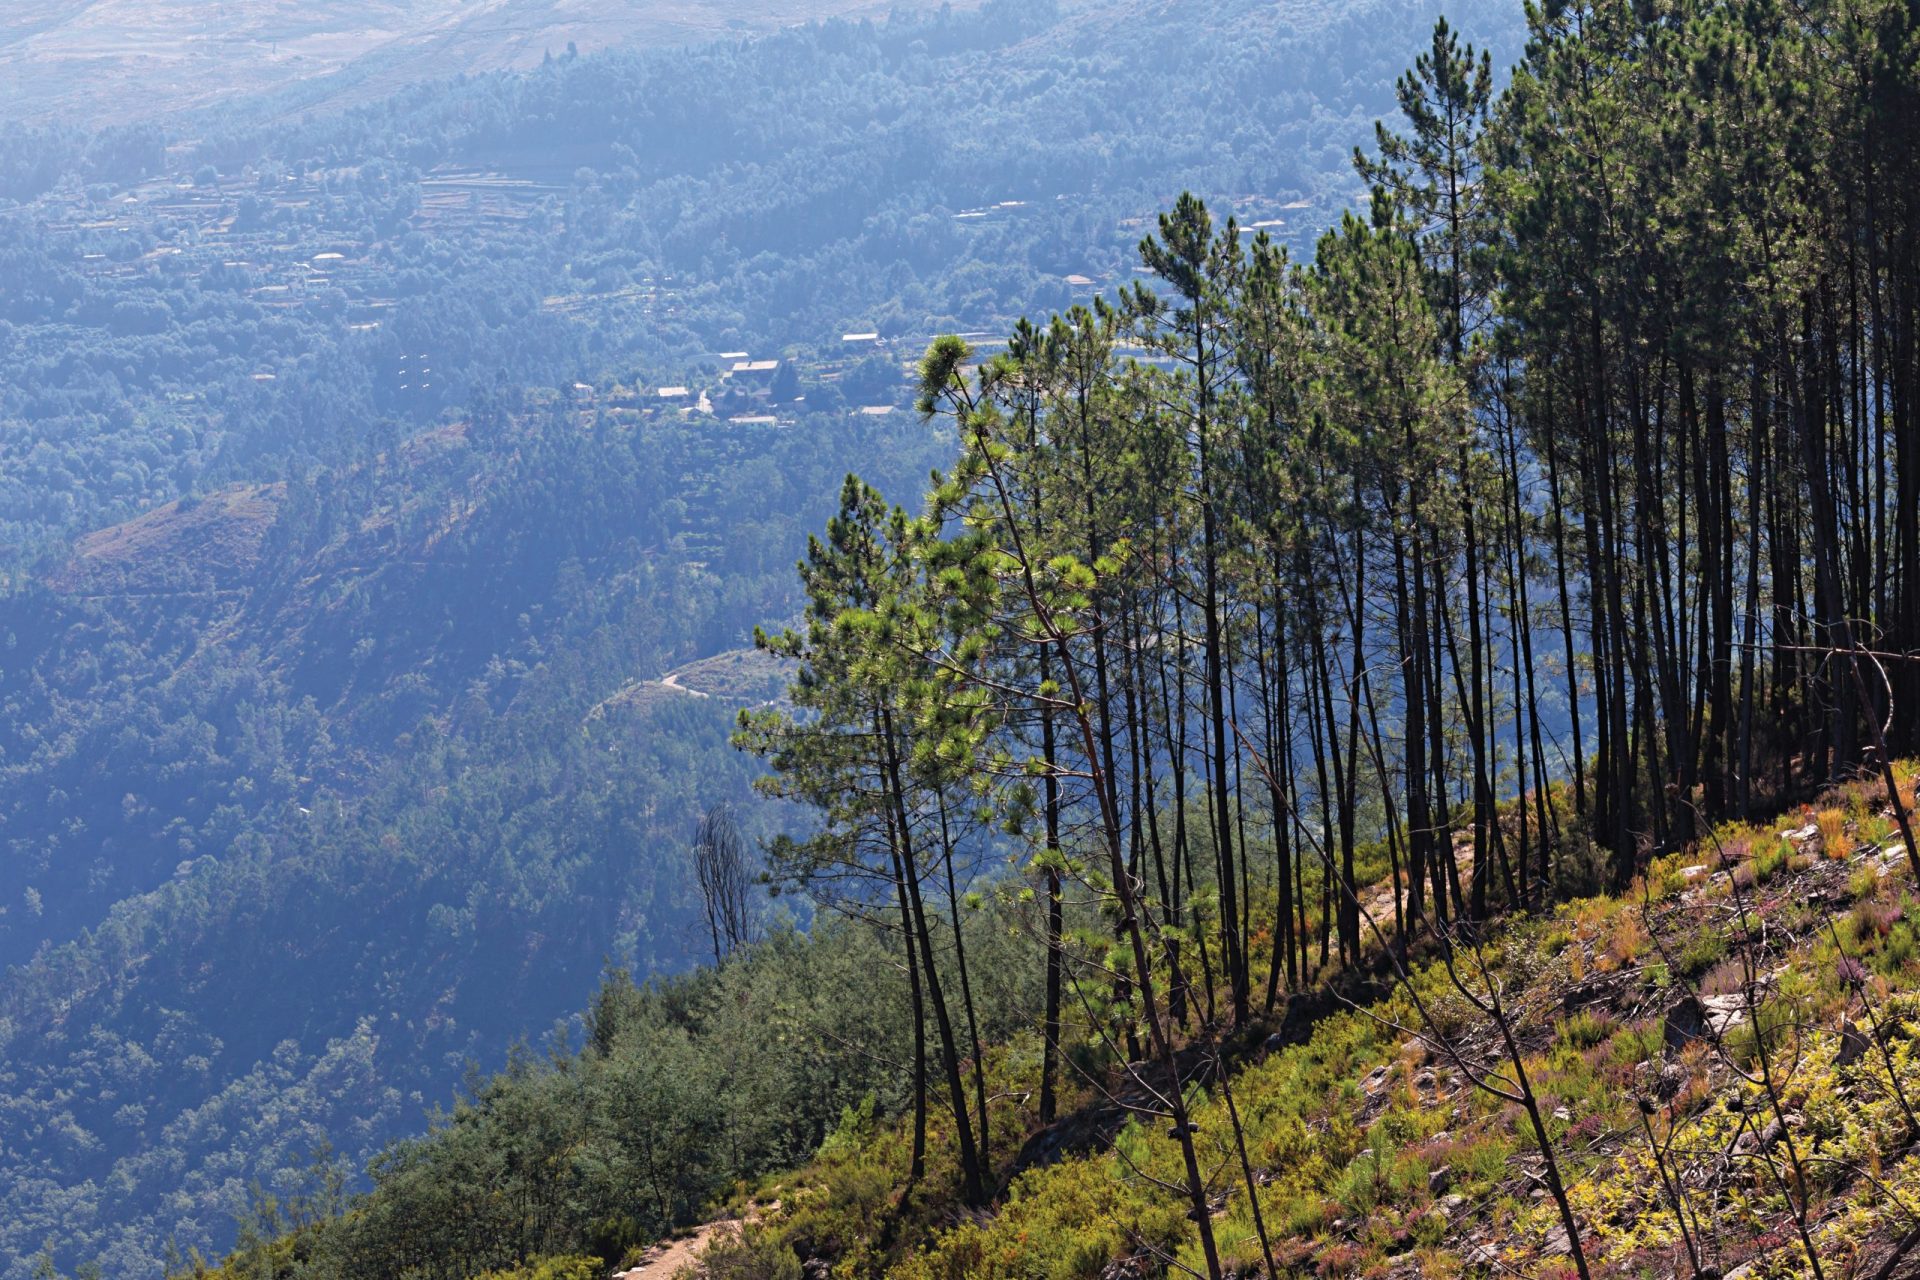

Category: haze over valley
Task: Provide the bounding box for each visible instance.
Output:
[1,0,919,124]
[7,0,1920,1278]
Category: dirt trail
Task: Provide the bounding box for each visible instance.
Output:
[611,1221,724,1280]
[1354,840,1477,937]
[659,670,711,699]
[612,1204,772,1280]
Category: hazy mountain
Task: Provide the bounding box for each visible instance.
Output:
[0,0,936,125]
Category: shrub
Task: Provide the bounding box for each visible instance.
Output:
[701,1228,803,1280]
[1557,1008,1616,1052]
[1675,931,1728,981]
[1817,809,1852,860]
[475,1258,603,1280]
[1603,915,1649,968]
[1851,863,1884,901]
[1885,922,1918,973]
[1754,838,1792,883]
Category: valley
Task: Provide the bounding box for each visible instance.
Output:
[13,0,1911,1277]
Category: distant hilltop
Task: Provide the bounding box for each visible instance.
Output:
[0,0,957,127]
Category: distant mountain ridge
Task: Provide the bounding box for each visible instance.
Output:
[0,0,940,126]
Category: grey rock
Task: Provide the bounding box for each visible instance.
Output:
[1665,992,1748,1051]
[1838,1020,1871,1068]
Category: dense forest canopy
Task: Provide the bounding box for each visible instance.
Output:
[0,1,1532,1276]
[188,0,1920,1275]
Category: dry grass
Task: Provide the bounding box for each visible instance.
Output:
[50,482,286,594]
[1818,807,1854,860]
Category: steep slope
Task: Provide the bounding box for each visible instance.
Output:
[773,776,1920,1278]
[196,771,1920,1279]
[0,405,947,1278]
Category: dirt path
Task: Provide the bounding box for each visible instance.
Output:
[659,670,710,699]
[612,1203,772,1280]
[1354,840,1478,937]
[611,1221,724,1280]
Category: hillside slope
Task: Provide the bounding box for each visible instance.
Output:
[0,1,1542,1270]
[732,776,1920,1278]
[0,0,932,126]
[165,0,1920,1271]
[197,770,1920,1280]
[0,404,946,1280]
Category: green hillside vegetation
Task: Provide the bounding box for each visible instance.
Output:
[701,775,1920,1279]
[0,401,949,1275]
[187,781,1920,1278]
[0,2,1541,1274]
[186,0,1920,1273]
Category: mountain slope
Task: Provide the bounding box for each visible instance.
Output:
[0,1,1531,1273]
[193,769,1920,1279]
[0,0,931,126]
[0,405,947,1278]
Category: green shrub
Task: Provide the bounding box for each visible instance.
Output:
[1675,931,1728,980]
[475,1257,603,1280]
[1556,1008,1615,1052]
[701,1229,803,1280]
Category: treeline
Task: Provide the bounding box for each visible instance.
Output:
[735,0,1920,1251]
[0,122,164,202]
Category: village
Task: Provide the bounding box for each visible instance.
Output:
[15,151,1325,434]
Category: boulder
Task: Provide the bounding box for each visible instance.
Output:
[1665,992,1748,1052]
[1838,1020,1871,1068]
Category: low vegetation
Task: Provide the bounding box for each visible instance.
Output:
[188,770,1920,1278]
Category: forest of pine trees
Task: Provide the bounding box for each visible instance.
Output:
[183,0,1920,1275]
[734,0,1920,1273]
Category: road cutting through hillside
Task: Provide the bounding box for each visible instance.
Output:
[659,670,711,699]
